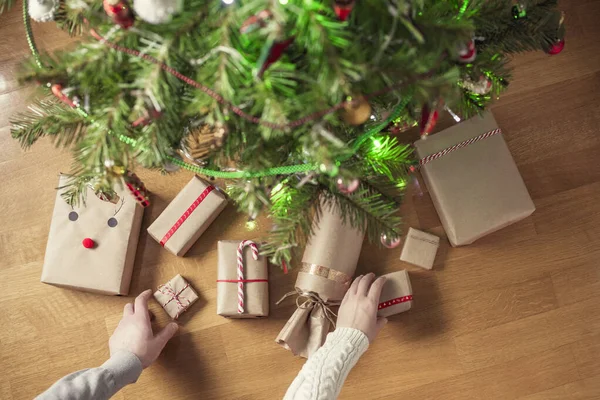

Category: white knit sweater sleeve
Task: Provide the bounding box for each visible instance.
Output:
[283,328,370,400]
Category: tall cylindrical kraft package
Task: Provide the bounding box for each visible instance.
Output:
[276,198,365,358]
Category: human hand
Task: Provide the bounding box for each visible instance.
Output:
[109,289,179,368]
[337,273,387,343]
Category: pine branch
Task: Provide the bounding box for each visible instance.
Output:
[10,97,88,148]
[0,0,14,14]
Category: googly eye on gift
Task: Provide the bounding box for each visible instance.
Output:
[107,217,118,227]
[68,211,78,221]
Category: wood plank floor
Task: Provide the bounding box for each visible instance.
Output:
[1,1,600,399]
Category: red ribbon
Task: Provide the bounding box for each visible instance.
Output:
[160,185,215,246]
[378,295,413,310]
[216,279,268,283]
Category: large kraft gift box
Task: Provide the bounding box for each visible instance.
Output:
[41,174,144,295]
[414,111,535,246]
[276,198,365,358]
[217,240,269,318]
[147,175,227,256]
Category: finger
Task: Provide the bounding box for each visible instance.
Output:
[368,276,387,302]
[154,323,179,349]
[357,273,375,296]
[134,289,153,318]
[123,303,134,316]
[349,275,363,295]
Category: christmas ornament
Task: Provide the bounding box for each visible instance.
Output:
[546,39,565,55]
[419,103,439,137]
[342,96,372,125]
[28,0,59,22]
[336,176,360,194]
[82,238,96,249]
[256,37,295,77]
[512,2,527,19]
[103,0,134,29]
[51,84,76,108]
[381,233,401,249]
[179,123,227,164]
[132,108,162,127]
[124,172,150,207]
[240,10,273,34]
[133,0,182,24]
[333,0,355,21]
[462,75,493,95]
[457,39,476,63]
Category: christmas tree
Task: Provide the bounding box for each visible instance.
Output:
[6,0,564,268]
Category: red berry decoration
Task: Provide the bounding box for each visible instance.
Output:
[82,238,96,249]
[256,37,295,77]
[103,0,134,29]
[547,39,565,55]
[419,103,439,137]
[334,0,355,21]
[51,84,76,108]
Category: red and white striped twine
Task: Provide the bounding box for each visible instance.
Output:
[419,128,502,166]
[237,240,259,314]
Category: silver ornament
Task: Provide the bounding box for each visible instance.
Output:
[462,76,493,95]
[28,0,59,22]
[381,233,402,249]
[133,0,182,24]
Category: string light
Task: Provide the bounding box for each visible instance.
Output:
[245,220,257,231]
[279,0,289,4]
[222,0,234,4]
[372,138,382,149]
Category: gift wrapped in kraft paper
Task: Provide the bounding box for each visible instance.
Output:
[217,240,269,318]
[41,174,144,295]
[414,111,535,247]
[147,176,227,256]
[276,198,365,358]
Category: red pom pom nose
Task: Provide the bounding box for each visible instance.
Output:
[82,238,96,249]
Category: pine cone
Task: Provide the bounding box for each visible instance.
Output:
[179,123,227,164]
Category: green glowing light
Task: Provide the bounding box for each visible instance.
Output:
[279,0,288,4]
[396,179,407,189]
[372,138,382,149]
[245,220,258,231]
[272,183,283,194]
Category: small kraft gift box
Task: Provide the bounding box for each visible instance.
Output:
[41,174,144,295]
[147,175,227,256]
[154,274,199,319]
[217,240,269,318]
[377,270,413,318]
[400,227,440,270]
[414,111,535,246]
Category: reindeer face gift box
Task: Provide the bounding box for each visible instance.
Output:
[40,174,144,295]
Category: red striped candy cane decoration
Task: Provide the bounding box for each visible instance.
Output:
[237,240,259,314]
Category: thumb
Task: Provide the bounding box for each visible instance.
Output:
[154,322,179,348]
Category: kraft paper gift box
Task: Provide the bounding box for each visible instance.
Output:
[400,227,440,270]
[276,198,365,358]
[154,274,199,319]
[41,174,144,295]
[377,270,413,318]
[414,111,535,246]
[217,240,269,318]
[147,176,227,256]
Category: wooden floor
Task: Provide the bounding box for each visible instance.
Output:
[1,1,600,399]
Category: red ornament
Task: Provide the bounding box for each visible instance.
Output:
[257,37,295,77]
[103,0,134,29]
[336,176,360,194]
[419,104,439,137]
[334,0,355,21]
[82,238,96,249]
[132,109,162,127]
[51,84,76,108]
[240,10,273,34]
[457,39,476,63]
[547,39,565,55]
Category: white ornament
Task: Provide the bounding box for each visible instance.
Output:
[28,0,59,22]
[133,0,182,24]
[462,76,493,95]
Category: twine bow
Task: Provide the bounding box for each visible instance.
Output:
[277,289,339,328]
[237,240,259,314]
[157,282,190,319]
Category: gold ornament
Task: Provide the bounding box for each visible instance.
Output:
[179,123,227,164]
[342,96,372,125]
